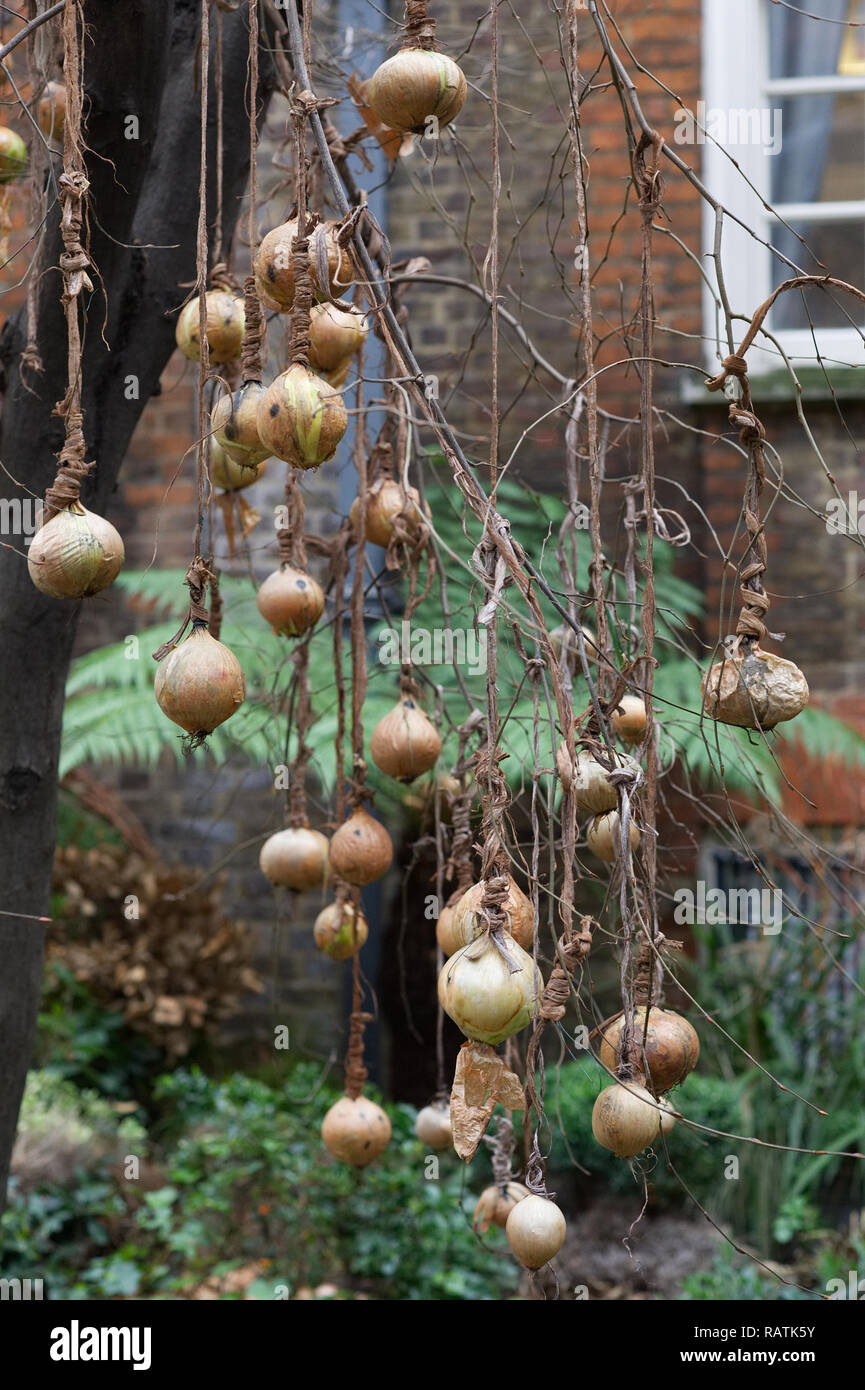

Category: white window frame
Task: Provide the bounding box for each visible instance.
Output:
[701,0,865,373]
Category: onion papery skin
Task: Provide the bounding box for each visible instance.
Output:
[702,643,809,730]
[176,291,245,364]
[611,695,648,745]
[308,303,368,374]
[505,1195,567,1269]
[550,622,598,668]
[591,1081,661,1157]
[437,933,540,1044]
[212,382,270,468]
[253,218,353,311]
[211,441,266,493]
[28,504,125,599]
[414,1102,453,1151]
[0,126,27,183]
[586,810,640,864]
[37,83,66,144]
[350,479,426,549]
[558,746,640,815]
[369,698,442,783]
[473,1182,530,1234]
[329,808,394,886]
[598,1007,700,1094]
[440,877,535,956]
[313,902,368,960]
[368,50,467,134]
[259,826,329,892]
[256,565,325,637]
[658,1097,677,1137]
[256,364,347,470]
[322,1095,391,1167]
[154,625,246,735]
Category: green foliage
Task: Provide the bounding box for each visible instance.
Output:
[37,965,163,1100]
[678,1246,810,1301]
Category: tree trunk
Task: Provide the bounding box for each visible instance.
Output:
[0,0,276,1211]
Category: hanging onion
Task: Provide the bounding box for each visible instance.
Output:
[505,1194,567,1269]
[549,622,598,669]
[702,641,809,730]
[256,564,325,637]
[154,624,245,734]
[598,1007,700,1094]
[350,478,427,548]
[329,808,394,886]
[256,364,347,470]
[313,901,368,960]
[473,1182,530,1234]
[211,382,270,468]
[211,440,266,493]
[557,745,640,815]
[28,503,124,599]
[438,933,540,1045]
[611,694,647,745]
[308,303,369,374]
[414,1100,452,1151]
[176,290,245,364]
[591,1080,661,1157]
[253,218,353,311]
[37,82,66,145]
[259,826,329,892]
[0,126,27,182]
[367,50,467,134]
[369,697,442,782]
[586,810,640,863]
[658,1097,677,1137]
[439,877,535,956]
[322,1095,391,1167]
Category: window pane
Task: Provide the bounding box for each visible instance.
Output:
[770,0,864,80]
[770,91,865,203]
[770,219,865,327]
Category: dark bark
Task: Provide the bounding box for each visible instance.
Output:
[0,0,276,1211]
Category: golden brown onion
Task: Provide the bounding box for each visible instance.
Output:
[256,364,347,470]
[473,1182,530,1234]
[598,1007,700,1094]
[369,698,442,783]
[505,1195,567,1269]
[308,303,368,374]
[437,933,540,1044]
[256,565,325,637]
[367,49,467,134]
[253,218,353,311]
[611,695,647,746]
[329,808,394,886]
[154,625,245,735]
[591,1080,661,1157]
[37,82,66,144]
[414,1101,452,1151]
[322,1095,391,1167]
[702,642,808,730]
[586,810,640,864]
[211,382,270,468]
[350,478,427,549]
[176,291,245,363]
[313,902,368,960]
[211,441,266,493]
[440,877,535,956]
[0,126,27,183]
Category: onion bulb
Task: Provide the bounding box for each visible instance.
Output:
[586,811,640,863]
[309,303,368,374]
[37,82,66,144]
[256,364,347,470]
[591,1080,661,1157]
[256,564,325,637]
[253,218,353,311]
[313,901,368,960]
[414,1101,452,1151]
[176,291,245,363]
[473,1182,529,1234]
[550,622,598,668]
[322,1095,391,1167]
[259,826,329,891]
[154,624,245,735]
[211,441,266,493]
[350,479,427,548]
[439,877,534,956]
[438,933,540,1045]
[28,503,124,599]
[611,694,647,745]
[598,1007,700,1094]
[658,1097,677,1137]
[702,641,808,730]
[211,382,269,468]
[505,1194,567,1269]
[369,697,442,783]
[367,50,467,135]
[557,746,640,815]
[0,126,26,183]
[329,808,394,886]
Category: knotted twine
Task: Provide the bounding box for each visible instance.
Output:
[401,0,437,50]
